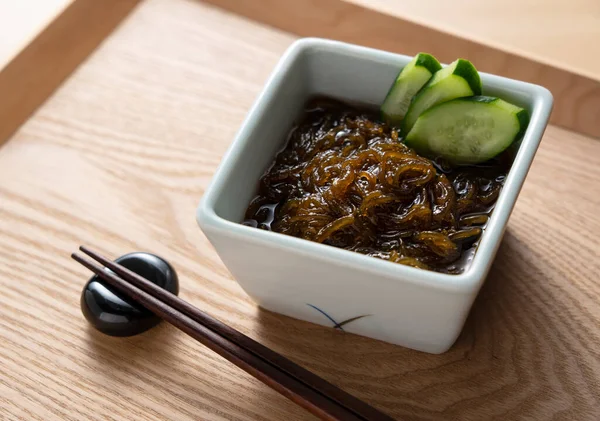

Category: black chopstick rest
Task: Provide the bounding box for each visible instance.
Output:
[80,252,179,337]
[74,247,397,421]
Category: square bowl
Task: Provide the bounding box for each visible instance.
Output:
[196,38,553,354]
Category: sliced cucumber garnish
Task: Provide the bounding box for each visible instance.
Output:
[402,59,482,134]
[405,96,529,164]
[381,53,441,126]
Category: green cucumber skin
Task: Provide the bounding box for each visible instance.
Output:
[452,59,482,96]
[515,108,530,139]
[380,53,442,126]
[414,53,442,74]
[404,96,529,165]
[401,59,482,135]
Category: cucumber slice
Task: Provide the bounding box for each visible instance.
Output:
[402,59,482,134]
[405,96,529,164]
[380,53,442,126]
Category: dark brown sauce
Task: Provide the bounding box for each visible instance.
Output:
[243,96,513,274]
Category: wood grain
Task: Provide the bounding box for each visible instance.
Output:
[202,0,600,138]
[346,0,600,82]
[0,0,140,145]
[0,0,599,420]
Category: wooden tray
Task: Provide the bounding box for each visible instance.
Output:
[203,0,600,138]
[0,0,140,144]
[1,1,599,420]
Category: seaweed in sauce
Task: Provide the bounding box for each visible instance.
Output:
[243,97,512,274]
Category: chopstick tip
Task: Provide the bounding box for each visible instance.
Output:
[71,253,86,264]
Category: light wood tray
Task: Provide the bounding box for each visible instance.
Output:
[0,0,140,144]
[204,0,600,138]
[1,1,599,420]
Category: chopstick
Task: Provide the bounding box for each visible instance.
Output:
[72,246,396,421]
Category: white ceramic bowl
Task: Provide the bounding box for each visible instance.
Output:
[196,38,553,354]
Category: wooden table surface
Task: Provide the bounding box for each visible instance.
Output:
[204,0,600,138]
[0,0,72,65]
[0,0,139,145]
[347,0,600,82]
[1,0,599,420]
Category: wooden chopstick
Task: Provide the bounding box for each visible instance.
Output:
[77,246,393,421]
[72,252,355,421]
[72,247,396,421]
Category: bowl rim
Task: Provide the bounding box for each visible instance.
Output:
[196,37,554,294]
